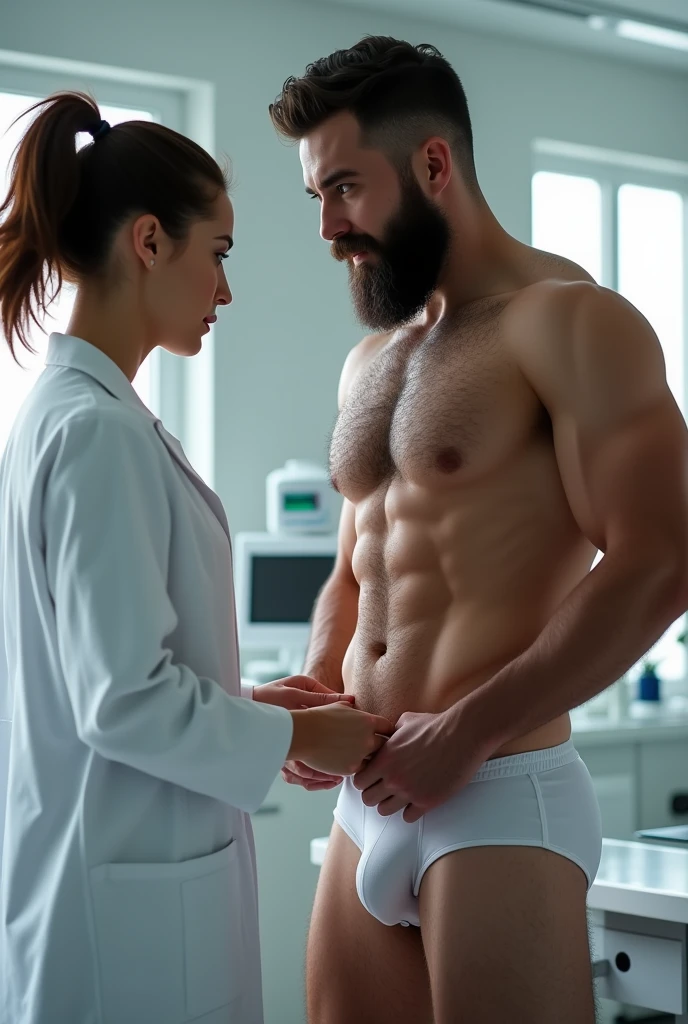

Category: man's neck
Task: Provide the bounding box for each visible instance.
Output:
[428,194,530,319]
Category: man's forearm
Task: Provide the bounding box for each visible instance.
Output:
[458,551,688,752]
[303,575,359,692]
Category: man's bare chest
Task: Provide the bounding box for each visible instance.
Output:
[330,315,546,501]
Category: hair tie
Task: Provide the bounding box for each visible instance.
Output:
[90,120,111,142]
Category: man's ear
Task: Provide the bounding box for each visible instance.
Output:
[415,137,453,197]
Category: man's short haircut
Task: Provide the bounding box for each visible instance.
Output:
[269,36,477,188]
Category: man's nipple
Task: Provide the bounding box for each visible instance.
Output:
[436,447,463,473]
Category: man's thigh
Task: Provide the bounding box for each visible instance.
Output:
[307,823,433,1024]
[418,845,595,1024]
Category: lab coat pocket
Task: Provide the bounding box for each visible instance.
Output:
[182,840,245,1018]
[89,839,243,1024]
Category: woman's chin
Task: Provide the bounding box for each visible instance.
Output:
[161,335,203,358]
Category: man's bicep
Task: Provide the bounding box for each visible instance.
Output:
[540,287,688,554]
[554,398,688,555]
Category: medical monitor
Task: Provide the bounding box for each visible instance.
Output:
[234,532,337,652]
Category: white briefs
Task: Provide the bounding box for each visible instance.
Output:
[333,739,603,928]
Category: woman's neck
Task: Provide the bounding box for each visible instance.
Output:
[66,285,152,383]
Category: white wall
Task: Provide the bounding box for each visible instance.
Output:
[3,0,687,533]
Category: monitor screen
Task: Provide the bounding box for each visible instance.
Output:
[250,555,335,624]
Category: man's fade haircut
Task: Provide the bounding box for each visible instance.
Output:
[269,36,477,190]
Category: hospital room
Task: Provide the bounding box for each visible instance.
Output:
[1,0,688,1021]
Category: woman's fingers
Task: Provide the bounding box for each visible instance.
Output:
[283,759,343,783]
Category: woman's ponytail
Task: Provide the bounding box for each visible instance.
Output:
[0,92,101,358]
[0,90,227,361]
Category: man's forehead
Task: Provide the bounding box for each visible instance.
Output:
[299,113,362,182]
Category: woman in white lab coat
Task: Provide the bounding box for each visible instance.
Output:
[0,93,391,1024]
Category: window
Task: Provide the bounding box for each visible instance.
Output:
[532,172,603,284]
[532,142,688,680]
[618,184,684,413]
[0,94,158,453]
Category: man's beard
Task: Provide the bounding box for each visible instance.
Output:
[331,176,451,332]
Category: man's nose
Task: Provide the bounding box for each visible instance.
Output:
[320,201,351,243]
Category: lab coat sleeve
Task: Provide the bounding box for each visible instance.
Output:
[240,680,256,699]
[43,412,293,813]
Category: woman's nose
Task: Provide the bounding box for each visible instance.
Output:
[216,274,232,306]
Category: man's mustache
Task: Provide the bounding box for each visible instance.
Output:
[331,235,381,262]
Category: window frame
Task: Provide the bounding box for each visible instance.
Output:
[533,138,688,412]
[0,49,216,480]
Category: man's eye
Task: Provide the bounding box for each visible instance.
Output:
[337,184,353,195]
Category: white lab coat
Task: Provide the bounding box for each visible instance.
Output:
[0,334,294,1024]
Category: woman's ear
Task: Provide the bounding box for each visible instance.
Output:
[131,214,161,269]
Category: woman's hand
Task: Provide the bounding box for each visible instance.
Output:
[289,702,393,777]
[281,759,344,791]
[256,676,358,789]
[253,674,355,712]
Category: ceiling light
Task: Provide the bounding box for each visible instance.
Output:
[587,16,610,31]
[615,19,688,52]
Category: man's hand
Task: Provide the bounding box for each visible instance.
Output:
[353,703,492,823]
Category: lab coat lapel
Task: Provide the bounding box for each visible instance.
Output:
[153,422,231,541]
[44,336,231,543]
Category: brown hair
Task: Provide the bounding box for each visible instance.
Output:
[0,91,227,359]
[269,36,476,185]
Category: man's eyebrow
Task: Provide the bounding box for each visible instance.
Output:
[214,235,234,249]
[305,169,361,196]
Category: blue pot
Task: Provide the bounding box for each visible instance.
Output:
[638,671,660,702]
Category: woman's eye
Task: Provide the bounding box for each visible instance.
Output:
[216,252,229,264]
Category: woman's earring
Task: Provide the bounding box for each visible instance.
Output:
[149,259,156,267]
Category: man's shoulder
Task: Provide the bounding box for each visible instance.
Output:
[504,278,629,363]
[349,330,393,364]
[509,276,603,324]
[337,331,393,409]
[504,277,663,408]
